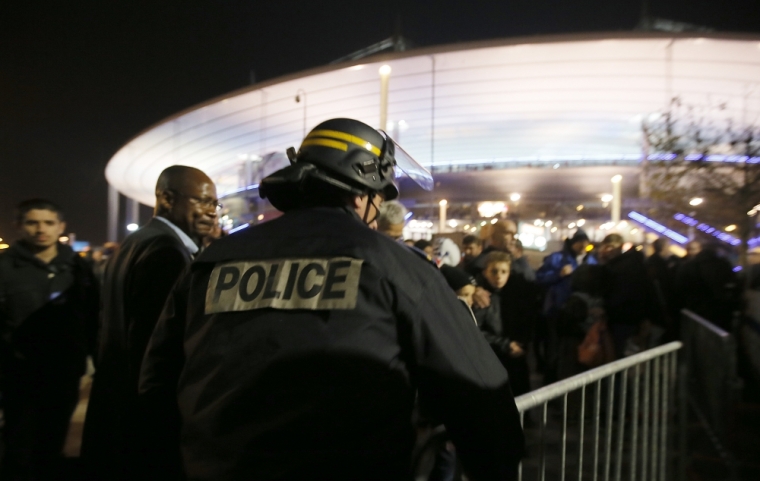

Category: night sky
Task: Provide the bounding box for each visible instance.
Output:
[2,0,759,245]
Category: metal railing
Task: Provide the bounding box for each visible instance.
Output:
[679,309,742,480]
[515,341,682,481]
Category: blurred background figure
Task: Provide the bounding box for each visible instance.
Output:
[597,234,662,358]
[646,237,680,338]
[510,239,535,282]
[414,239,435,260]
[376,200,408,240]
[434,237,461,267]
[535,229,593,383]
[459,235,483,273]
[466,220,517,276]
[676,240,741,332]
[202,221,226,248]
[89,247,108,285]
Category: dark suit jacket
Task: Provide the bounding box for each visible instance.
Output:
[82,217,193,480]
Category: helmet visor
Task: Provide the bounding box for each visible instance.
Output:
[380,131,434,191]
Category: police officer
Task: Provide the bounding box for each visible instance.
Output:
[139,118,524,480]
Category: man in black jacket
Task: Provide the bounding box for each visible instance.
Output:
[82,165,217,480]
[676,241,740,331]
[599,234,662,357]
[0,199,99,480]
[140,119,524,480]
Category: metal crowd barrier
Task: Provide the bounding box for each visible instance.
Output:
[679,309,742,480]
[515,341,682,481]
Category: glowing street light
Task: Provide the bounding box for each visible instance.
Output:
[477,201,506,218]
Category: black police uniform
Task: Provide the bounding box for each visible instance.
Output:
[140,206,525,481]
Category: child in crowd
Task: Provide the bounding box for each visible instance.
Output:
[439,264,476,307]
[474,251,530,396]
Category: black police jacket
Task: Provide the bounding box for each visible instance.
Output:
[140,207,524,481]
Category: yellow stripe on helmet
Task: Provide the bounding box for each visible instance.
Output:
[306,129,382,157]
[300,138,348,152]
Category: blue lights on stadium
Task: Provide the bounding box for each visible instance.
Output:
[673,213,741,246]
[627,212,689,244]
[647,153,760,163]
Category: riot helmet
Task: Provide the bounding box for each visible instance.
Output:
[260,118,432,212]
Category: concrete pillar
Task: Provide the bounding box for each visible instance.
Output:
[125,198,140,232]
[439,199,448,233]
[107,184,119,242]
[611,175,622,224]
[379,65,391,131]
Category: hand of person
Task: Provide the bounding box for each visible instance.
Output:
[509,341,524,357]
[472,286,491,309]
[560,264,574,277]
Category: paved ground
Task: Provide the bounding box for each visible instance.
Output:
[63,375,91,458]
[60,362,760,481]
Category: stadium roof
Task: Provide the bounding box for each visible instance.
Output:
[105,32,760,206]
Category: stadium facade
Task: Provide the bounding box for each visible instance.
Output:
[105,32,760,245]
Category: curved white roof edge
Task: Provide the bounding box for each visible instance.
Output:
[105,31,760,206]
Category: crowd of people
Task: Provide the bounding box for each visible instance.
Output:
[0,116,744,480]
[380,211,742,393]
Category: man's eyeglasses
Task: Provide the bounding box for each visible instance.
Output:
[171,191,223,211]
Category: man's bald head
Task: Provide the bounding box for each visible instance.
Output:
[490,219,518,251]
[154,165,218,244]
[155,165,213,198]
